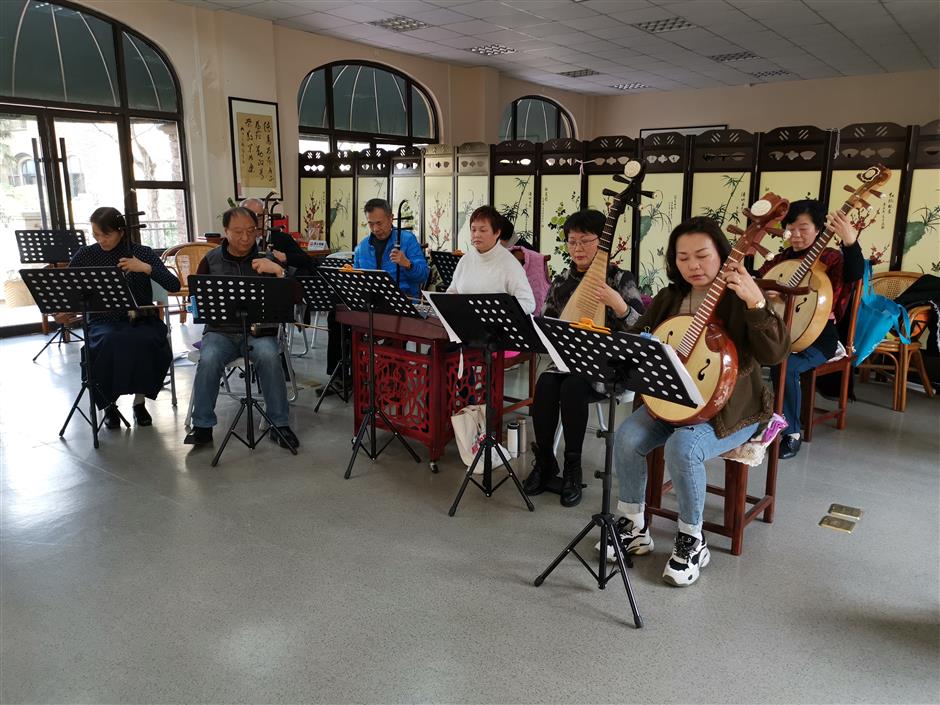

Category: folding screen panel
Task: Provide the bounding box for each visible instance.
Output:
[423,144,455,251]
[455,142,489,252]
[355,149,390,245]
[827,122,909,273]
[390,147,422,241]
[637,132,688,294]
[298,150,328,243]
[755,125,832,268]
[901,120,940,273]
[584,136,638,273]
[690,129,757,230]
[492,140,537,250]
[328,151,355,252]
[539,138,584,276]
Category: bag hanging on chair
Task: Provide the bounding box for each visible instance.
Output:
[450,404,510,472]
[854,261,912,367]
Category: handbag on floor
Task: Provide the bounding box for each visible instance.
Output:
[451,404,510,472]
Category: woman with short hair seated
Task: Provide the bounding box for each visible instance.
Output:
[446,206,536,314]
[523,209,645,507]
[68,207,181,427]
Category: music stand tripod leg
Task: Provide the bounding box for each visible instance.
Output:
[33,326,64,362]
[448,440,486,516]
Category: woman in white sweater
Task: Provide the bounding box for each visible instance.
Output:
[447,206,536,314]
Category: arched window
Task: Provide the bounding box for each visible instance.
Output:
[0,0,191,250]
[298,61,439,153]
[499,96,574,143]
[18,156,36,186]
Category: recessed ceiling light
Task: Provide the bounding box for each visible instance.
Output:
[710,51,760,63]
[632,17,695,33]
[369,16,429,32]
[559,69,600,77]
[750,69,793,79]
[467,44,517,56]
[611,82,649,90]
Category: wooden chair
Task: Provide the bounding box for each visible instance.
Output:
[799,279,863,441]
[503,352,538,413]
[644,281,805,555]
[161,242,217,323]
[857,271,935,411]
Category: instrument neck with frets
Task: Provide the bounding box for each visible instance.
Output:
[559,160,653,326]
[784,164,889,287]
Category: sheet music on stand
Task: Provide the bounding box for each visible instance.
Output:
[16,229,86,264]
[533,317,703,408]
[296,274,338,312]
[320,268,422,319]
[424,292,543,352]
[21,266,137,313]
[189,274,295,326]
[429,250,462,289]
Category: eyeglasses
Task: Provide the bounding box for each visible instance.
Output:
[566,236,599,249]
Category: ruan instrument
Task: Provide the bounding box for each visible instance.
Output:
[643,193,790,425]
[762,164,890,351]
[559,160,652,326]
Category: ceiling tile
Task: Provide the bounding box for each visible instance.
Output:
[561,14,623,31]
[580,0,657,12]
[404,26,465,41]
[366,0,441,14]
[522,22,582,38]
[407,7,474,24]
[323,3,394,22]
[440,18,504,34]
[285,12,356,29]
[235,1,311,19]
[606,6,678,24]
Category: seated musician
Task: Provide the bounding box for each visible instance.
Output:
[609,217,789,587]
[184,207,299,449]
[755,200,862,460]
[523,209,644,508]
[322,198,430,390]
[498,216,550,315]
[446,205,536,314]
[241,198,314,275]
[68,207,181,428]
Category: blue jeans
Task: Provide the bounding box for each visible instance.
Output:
[190,332,289,428]
[773,345,828,436]
[614,409,759,526]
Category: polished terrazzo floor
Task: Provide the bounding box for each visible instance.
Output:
[1,322,938,704]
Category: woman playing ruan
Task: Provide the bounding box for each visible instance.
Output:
[608,217,790,587]
[68,207,181,428]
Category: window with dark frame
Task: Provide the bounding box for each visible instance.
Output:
[499,96,574,143]
[0,0,192,249]
[298,61,439,153]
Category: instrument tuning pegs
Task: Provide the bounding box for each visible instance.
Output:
[857,198,871,209]
[765,226,784,237]
[640,190,656,198]
[750,242,770,257]
[726,224,745,236]
[869,189,883,199]
[602,188,620,197]
[612,173,629,184]
[843,184,856,194]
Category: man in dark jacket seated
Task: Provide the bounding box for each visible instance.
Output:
[184,206,300,449]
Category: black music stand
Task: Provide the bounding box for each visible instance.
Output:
[429,250,461,290]
[16,229,87,361]
[425,292,543,516]
[531,317,703,628]
[318,267,422,478]
[20,267,136,449]
[188,274,298,467]
[296,273,350,410]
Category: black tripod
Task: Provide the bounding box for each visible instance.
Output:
[448,335,533,516]
[20,266,135,448]
[344,290,420,478]
[534,376,642,628]
[211,307,299,467]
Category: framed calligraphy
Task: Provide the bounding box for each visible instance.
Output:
[228,97,282,200]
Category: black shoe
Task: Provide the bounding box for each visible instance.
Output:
[779,434,801,460]
[133,403,152,427]
[103,404,121,429]
[560,451,583,507]
[522,442,558,495]
[273,426,300,449]
[184,426,213,446]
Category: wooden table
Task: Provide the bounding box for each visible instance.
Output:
[336,309,504,464]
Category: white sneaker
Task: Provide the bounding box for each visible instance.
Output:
[595,517,654,562]
[662,532,710,587]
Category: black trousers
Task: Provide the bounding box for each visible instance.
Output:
[325,308,351,376]
[531,371,605,456]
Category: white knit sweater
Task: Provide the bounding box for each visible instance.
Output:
[446,244,536,314]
